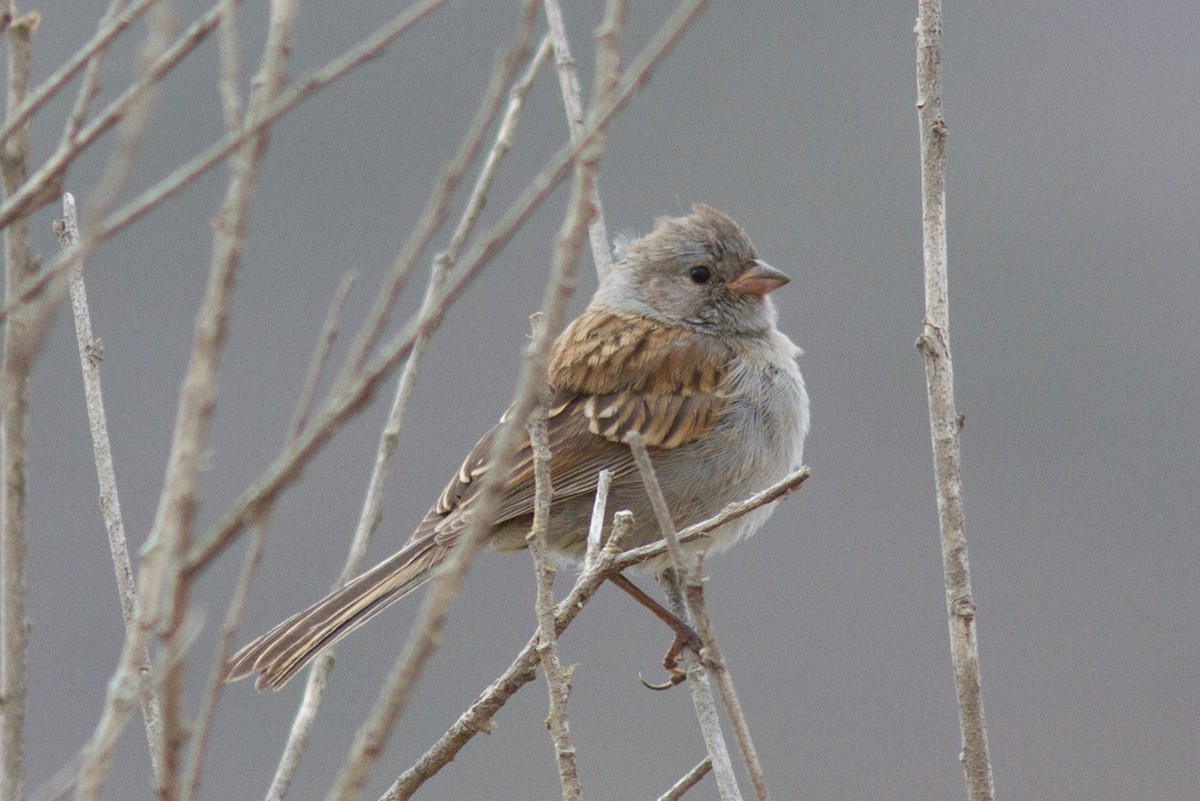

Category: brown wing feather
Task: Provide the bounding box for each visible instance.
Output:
[406,307,732,550]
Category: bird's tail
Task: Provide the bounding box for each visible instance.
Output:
[224,534,450,691]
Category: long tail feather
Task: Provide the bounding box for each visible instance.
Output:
[225,535,450,690]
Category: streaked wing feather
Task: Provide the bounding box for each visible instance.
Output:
[404,307,732,550]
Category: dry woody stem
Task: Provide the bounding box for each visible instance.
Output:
[56,193,163,782]
[0,13,38,801]
[915,3,995,800]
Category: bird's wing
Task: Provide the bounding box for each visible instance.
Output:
[405,307,733,547]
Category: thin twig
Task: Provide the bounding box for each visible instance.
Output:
[332,6,527,386]
[521,146,604,798]
[914,3,995,800]
[56,193,164,782]
[591,0,631,119]
[628,434,775,800]
[625,433,690,570]
[613,467,810,572]
[583,468,611,566]
[35,2,174,397]
[67,608,205,801]
[542,0,613,278]
[215,0,242,131]
[286,273,357,442]
[682,568,770,801]
[657,757,713,801]
[527,353,582,801]
[657,570,741,801]
[61,0,129,146]
[0,12,38,801]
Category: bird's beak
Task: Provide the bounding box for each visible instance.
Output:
[727,260,790,296]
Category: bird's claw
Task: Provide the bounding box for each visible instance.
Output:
[638,628,699,691]
[639,669,687,691]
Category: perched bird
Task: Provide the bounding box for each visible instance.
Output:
[226,204,809,690]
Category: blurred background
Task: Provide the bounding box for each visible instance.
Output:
[10,1,1198,799]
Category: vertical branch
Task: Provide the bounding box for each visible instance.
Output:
[914,3,995,801]
[527,363,583,801]
[541,0,613,278]
[523,138,605,797]
[0,11,38,801]
[55,193,164,780]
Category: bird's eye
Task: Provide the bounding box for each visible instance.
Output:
[688,265,711,285]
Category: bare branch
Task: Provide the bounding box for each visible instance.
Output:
[614,467,810,572]
[0,12,39,801]
[60,0,133,146]
[591,0,631,112]
[68,608,206,801]
[656,570,741,801]
[542,0,613,278]
[627,433,743,801]
[386,452,808,800]
[287,273,357,442]
[625,433,690,571]
[56,193,163,782]
[333,9,528,385]
[682,568,770,801]
[215,0,243,131]
[657,757,712,801]
[0,3,225,231]
[914,3,995,800]
[527,362,582,801]
[523,143,606,798]
[583,468,611,566]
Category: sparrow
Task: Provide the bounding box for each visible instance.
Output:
[226,204,809,690]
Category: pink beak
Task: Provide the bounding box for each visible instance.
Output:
[728,260,790,296]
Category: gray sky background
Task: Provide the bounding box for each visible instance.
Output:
[11,2,1198,800]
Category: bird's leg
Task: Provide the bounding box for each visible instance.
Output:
[608,572,699,690]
